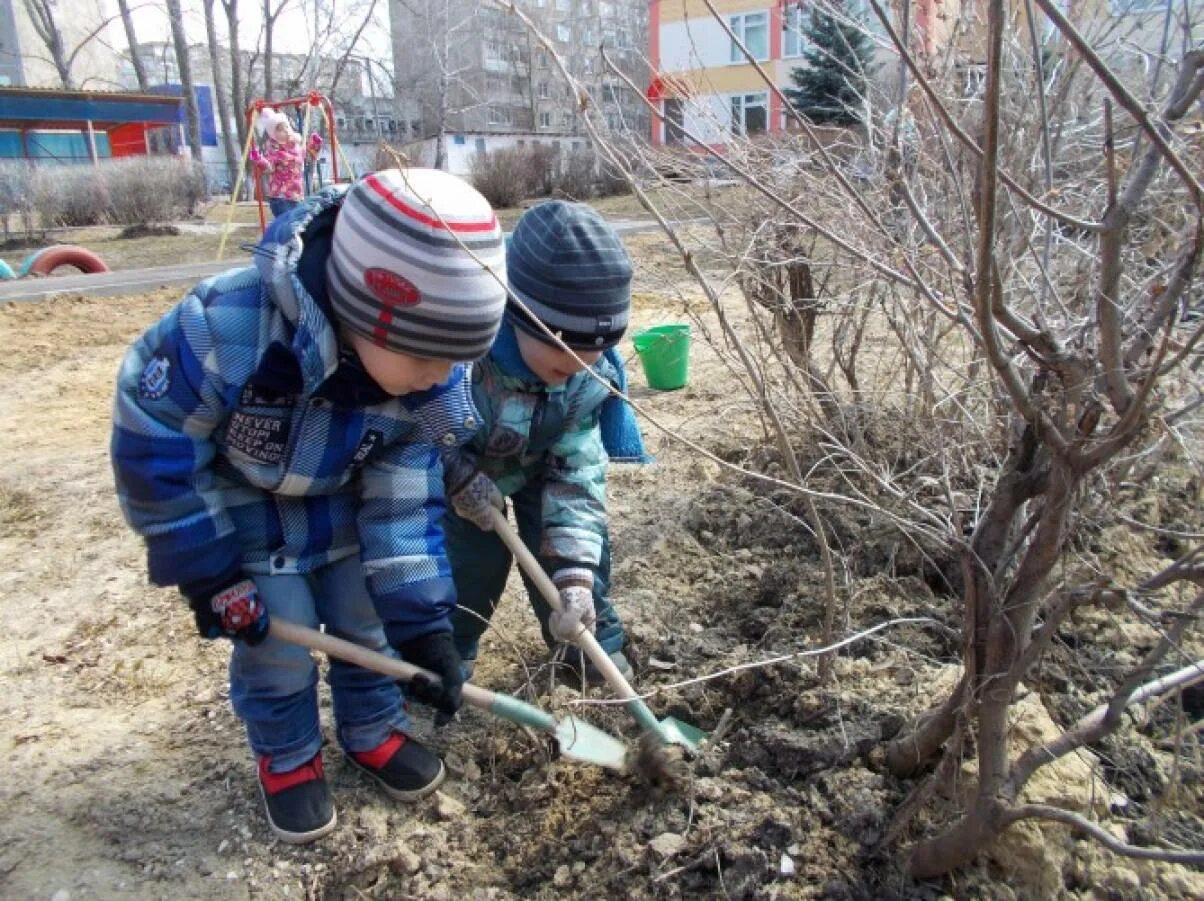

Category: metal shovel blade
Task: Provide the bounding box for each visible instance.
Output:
[552,714,631,772]
[659,717,707,751]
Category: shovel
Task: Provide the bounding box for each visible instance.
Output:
[486,507,706,752]
[269,617,629,773]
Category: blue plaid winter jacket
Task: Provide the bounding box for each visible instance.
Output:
[111,188,477,642]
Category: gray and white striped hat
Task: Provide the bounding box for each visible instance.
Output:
[327,168,507,361]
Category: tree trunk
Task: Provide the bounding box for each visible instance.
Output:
[23,0,73,89]
[166,0,205,172]
[203,0,240,194]
[221,0,248,174]
[116,0,148,91]
[263,0,274,100]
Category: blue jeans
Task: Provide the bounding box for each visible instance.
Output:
[268,197,299,218]
[445,480,625,672]
[230,556,410,773]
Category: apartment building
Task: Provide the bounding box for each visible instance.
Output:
[390,0,649,173]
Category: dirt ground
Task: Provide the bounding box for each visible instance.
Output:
[0,253,1201,899]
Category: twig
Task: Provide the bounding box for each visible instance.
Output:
[1003,803,1204,865]
[566,617,937,706]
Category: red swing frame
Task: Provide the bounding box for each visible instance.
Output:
[245,91,343,233]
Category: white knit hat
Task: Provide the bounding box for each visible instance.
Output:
[257,107,289,137]
[326,168,507,361]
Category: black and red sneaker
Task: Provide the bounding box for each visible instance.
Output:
[257,753,337,844]
[345,732,446,801]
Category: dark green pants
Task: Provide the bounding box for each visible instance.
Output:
[444,481,625,672]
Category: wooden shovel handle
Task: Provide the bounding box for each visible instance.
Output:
[269,617,495,710]
[486,505,642,703]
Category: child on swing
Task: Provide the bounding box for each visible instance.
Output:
[250,107,322,218]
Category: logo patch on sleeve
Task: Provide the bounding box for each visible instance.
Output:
[352,429,383,465]
[138,355,171,400]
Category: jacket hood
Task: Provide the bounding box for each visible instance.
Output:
[254,186,348,392]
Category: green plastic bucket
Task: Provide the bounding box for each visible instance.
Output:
[633,324,691,390]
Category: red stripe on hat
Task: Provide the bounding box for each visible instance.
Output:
[365,173,498,234]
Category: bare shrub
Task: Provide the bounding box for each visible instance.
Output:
[104,157,205,225]
[0,161,37,240]
[499,0,1204,883]
[30,165,109,227]
[8,157,204,229]
[470,146,536,208]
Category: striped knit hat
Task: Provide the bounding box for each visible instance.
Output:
[506,200,632,350]
[327,168,507,361]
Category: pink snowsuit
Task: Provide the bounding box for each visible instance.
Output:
[254,135,318,202]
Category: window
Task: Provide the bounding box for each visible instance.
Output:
[484,42,508,72]
[555,0,571,10]
[538,81,549,99]
[556,24,571,42]
[487,106,512,126]
[731,92,768,135]
[783,5,808,58]
[537,50,549,68]
[729,11,769,62]
[475,137,486,154]
[454,134,466,145]
[539,111,551,127]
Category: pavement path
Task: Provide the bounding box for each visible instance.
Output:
[0,219,669,304]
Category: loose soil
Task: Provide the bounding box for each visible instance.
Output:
[0,272,1200,898]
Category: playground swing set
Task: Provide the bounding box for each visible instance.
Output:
[218,90,358,260]
[0,91,356,280]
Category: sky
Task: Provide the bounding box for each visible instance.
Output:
[110,0,394,68]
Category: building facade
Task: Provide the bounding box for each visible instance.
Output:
[649,0,894,147]
[390,0,649,173]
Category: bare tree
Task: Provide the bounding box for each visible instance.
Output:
[393,0,483,170]
[116,0,148,91]
[221,0,248,152]
[21,0,121,90]
[166,0,204,165]
[204,0,241,192]
[262,0,292,100]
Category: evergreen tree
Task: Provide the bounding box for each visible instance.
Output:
[782,1,876,125]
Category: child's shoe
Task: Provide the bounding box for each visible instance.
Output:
[257,752,337,844]
[346,732,446,801]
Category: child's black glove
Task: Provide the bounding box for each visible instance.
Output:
[190,578,271,645]
[394,631,464,726]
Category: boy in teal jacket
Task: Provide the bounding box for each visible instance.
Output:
[442,201,640,681]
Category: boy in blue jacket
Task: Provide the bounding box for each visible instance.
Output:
[442,201,643,683]
[111,169,506,844]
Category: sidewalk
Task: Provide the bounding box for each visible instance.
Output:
[0,219,667,304]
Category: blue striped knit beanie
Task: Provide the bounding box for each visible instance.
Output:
[327,168,507,361]
[506,200,632,350]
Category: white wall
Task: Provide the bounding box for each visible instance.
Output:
[659,6,769,73]
[402,132,591,176]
